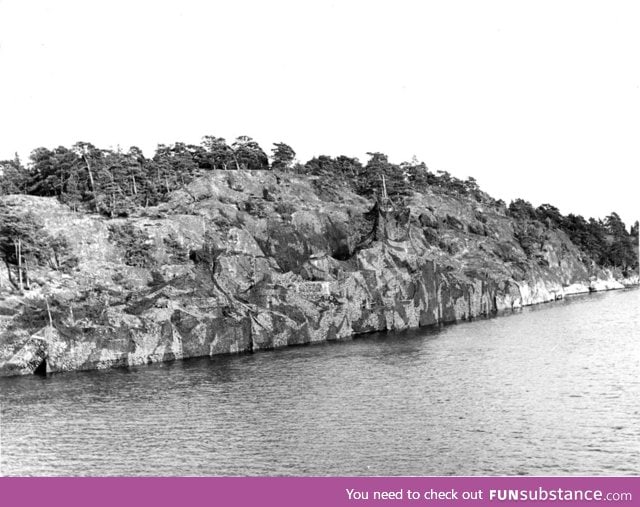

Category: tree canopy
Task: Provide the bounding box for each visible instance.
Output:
[0,134,636,273]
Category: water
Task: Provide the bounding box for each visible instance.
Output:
[1,288,639,476]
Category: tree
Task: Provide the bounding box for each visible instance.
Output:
[358,152,410,199]
[148,146,182,201]
[270,142,296,171]
[508,199,537,221]
[604,212,627,238]
[536,203,563,227]
[0,155,28,195]
[464,176,478,192]
[72,142,101,197]
[560,214,606,263]
[231,136,269,170]
[304,155,337,175]
[201,136,234,170]
[0,205,72,290]
[355,152,388,197]
[124,146,147,201]
[433,170,467,196]
[403,158,432,191]
[602,212,636,270]
[334,155,363,178]
[152,142,199,194]
[435,169,452,188]
[27,147,59,196]
[93,150,136,217]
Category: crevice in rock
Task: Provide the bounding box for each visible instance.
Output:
[34,357,47,376]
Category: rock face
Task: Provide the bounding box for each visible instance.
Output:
[0,171,637,376]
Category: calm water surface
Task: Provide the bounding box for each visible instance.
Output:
[1,288,639,476]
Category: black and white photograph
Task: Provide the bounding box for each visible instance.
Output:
[0,0,638,478]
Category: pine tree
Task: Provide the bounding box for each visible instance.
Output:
[0,155,28,195]
[232,136,269,170]
[271,142,296,171]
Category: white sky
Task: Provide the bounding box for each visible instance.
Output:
[1,0,638,226]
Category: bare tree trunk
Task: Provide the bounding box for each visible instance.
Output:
[15,239,23,291]
[4,259,14,287]
[24,257,30,290]
[83,154,95,193]
[45,298,53,327]
[131,174,137,195]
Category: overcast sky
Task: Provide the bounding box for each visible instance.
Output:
[1,0,638,226]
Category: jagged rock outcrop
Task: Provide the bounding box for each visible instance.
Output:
[0,171,636,376]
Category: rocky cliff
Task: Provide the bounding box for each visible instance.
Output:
[0,170,636,376]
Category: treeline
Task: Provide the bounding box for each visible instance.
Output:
[296,152,491,204]
[0,135,637,273]
[0,136,280,217]
[508,199,638,273]
[0,136,496,218]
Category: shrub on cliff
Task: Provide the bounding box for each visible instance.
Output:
[163,236,189,263]
[274,201,297,221]
[108,223,155,268]
[513,222,545,258]
[0,203,78,290]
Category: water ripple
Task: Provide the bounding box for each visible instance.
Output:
[1,288,638,476]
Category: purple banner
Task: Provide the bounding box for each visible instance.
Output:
[1,477,638,507]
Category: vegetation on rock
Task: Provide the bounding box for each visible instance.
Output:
[0,202,77,290]
[107,223,155,268]
[0,143,638,376]
[1,135,638,279]
[508,200,638,274]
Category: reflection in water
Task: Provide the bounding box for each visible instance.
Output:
[1,288,638,476]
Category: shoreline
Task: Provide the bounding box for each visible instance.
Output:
[1,276,636,379]
[1,172,637,379]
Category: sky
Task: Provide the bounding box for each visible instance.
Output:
[0,0,638,226]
